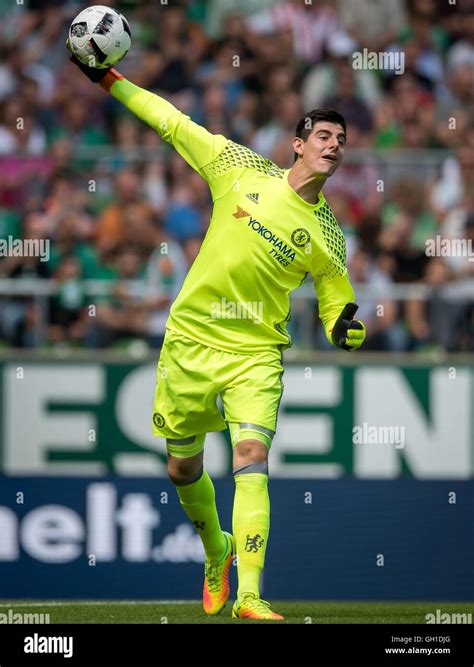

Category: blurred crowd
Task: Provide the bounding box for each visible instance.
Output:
[0,0,472,352]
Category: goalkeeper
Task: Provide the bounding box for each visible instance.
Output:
[70,54,366,621]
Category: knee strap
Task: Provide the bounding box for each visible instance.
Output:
[233,462,269,477]
[166,433,206,459]
[228,422,274,449]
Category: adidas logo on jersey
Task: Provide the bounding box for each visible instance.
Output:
[246,193,260,204]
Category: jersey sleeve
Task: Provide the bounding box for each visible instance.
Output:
[105,77,229,187]
[308,202,356,345]
[313,270,355,345]
[100,72,284,200]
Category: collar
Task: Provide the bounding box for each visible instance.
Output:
[283,169,326,211]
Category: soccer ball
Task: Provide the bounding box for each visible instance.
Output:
[68,5,131,69]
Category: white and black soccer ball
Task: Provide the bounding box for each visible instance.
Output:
[69,5,131,69]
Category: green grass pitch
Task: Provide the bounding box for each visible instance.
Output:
[1,601,473,624]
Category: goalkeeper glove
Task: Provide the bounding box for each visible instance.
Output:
[66,38,110,83]
[331,302,366,351]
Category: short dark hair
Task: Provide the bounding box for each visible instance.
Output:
[294,109,347,162]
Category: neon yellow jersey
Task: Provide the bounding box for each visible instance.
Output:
[109,79,355,353]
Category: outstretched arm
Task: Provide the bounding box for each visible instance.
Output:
[68,50,279,200]
[99,69,228,175]
[67,48,228,178]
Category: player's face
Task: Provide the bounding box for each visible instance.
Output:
[298,122,346,176]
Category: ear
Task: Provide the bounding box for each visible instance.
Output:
[292,136,304,159]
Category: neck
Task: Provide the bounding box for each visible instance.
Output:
[288,161,327,205]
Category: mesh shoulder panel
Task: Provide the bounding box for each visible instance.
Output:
[313,202,347,281]
[202,141,285,181]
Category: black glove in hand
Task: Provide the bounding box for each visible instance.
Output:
[331,303,366,351]
[67,39,110,83]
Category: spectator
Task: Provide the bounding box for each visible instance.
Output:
[405,257,471,351]
[446,12,474,71]
[202,0,277,39]
[377,212,430,283]
[347,248,404,351]
[47,213,99,280]
[0,230,50,347]
[436,62,474,121]
[250,91,302,160]
[49,96,108,146]
[95,167,149,256]
[322,62,374,137]
[248,0,341,65]
[195,38,255,113]
[441,209,474,279]
[87,244,145,349]
[145,238,188,347]
[302,31,382,113]
[48,254,88,346]
[337,0,408,52]
[0,98,46,155]
[394,0,448,90]
[131,5,205,92]
[431,125,474,220]
[383,178,437,252]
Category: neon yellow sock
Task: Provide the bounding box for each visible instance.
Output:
[175,469,226,561]
[233,471,270,600]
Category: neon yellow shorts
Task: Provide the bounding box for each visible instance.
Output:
[152,329,284,457]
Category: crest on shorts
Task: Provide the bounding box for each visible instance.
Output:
[153,413,165,428]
